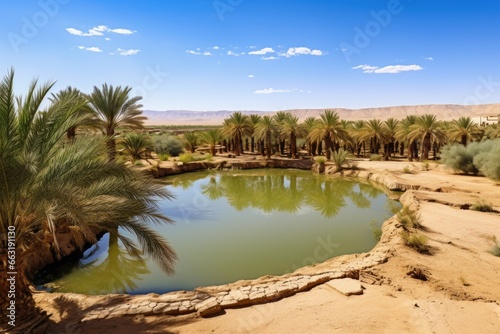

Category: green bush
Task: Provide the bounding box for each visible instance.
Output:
[154,135,184,157]
[401,231,429,253]
[402,166,412,174]
[397,206,422,229]
[369,154,382,161]
[440,143,478,175]
[470,200,494,212]
[314,156,327,165]
[441,139,500,180]
[158,153,170,161]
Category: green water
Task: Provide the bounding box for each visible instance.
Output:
[41,169,400,295]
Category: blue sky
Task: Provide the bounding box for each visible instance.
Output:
[2,0,500,111]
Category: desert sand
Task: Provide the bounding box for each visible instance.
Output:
[34,159,500,334]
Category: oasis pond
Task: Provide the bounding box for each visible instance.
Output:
[38,169,401,295]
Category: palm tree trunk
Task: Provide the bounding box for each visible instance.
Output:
[461,134,467,146]
[324,136,333,160]
[251,137,255,153]
[290,133,297,159]
[265,133,272,159]
[210,145,216,156]
[1,253,48,333]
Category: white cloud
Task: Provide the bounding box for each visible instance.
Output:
[66,25,135,37]
[213,46,220,50]
[249,47,275,55]
[425,57,434,61]
[186,50,201,55]
[105,37,111,41]
[203,51,213,56]
[248,74,254,78]
[249,45,257,49]
[255,88,292,94]
[254,88,309,94]
[227,50,245,56]
[262,56,279,60]
[281,47,324,57]
[352,64,423,74]
[115,48,140,56]
[77,46,102,52]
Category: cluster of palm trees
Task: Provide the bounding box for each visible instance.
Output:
[189,110,496,162]
[0,70,176,329]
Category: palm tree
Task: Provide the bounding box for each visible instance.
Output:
[223,112,252,156]
[384,118,399,158]
[254,115,276,159]
[303,117,317,155]
[248,114,262,153]
[198,129,224,156]
[274,111,289,154]
[408,114,447,160]
[350,120,366,156]
[396,115,418,160]
[50,86,96,141]
[87,84,145,161]
[0,70,176,330]
[447,116,481,146]
[308,110,350,160]
[121,133,152,163]
[279,114,307,159]
[183,131,198,153]
[359,119,390,157]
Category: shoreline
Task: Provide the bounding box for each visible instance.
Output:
[34,158,500,333]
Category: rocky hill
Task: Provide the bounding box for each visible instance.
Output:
[143,104,500,125]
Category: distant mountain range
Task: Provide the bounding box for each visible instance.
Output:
[143,104,500,126]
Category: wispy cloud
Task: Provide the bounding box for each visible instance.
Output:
[186,50,213,56]
[77,46,102,53]
[352,64,423,74]
[248,74,255,78]
[424,57,434,61]
[113,48,140,56]
[254,88,310,94]
[66,25,135,37]
[248,47,275,55]
[262,56,279,61]
[227,50,245,56]
[281,47,324,57]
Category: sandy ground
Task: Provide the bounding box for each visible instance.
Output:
[35,159,500,334]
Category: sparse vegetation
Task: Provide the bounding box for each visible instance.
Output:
[402,166,412,174]
[488,235,500,257]
[154,134,184,157]
[422,161,430,171]
[314,156,327,165]
[470,200,494,212]
[400,231,429,253]
[397,206,422,230]
[158,153,171,161]
[459,276,471,286]
[369,154,382,161]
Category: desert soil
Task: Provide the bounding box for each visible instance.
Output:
[34,159,500,334]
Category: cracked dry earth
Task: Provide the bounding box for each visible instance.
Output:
[35,160,500,334]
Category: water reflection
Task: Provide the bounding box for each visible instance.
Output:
[46,233,149,294]
[197,170,384,217]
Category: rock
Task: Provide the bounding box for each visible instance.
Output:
[326,278,364,296]
[195,297,222,317]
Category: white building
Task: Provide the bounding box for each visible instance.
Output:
[471,115,499,126]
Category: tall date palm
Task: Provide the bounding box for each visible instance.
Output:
[87,84,145,161]
[0,70,176,332]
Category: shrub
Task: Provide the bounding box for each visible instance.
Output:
[441,139,500,180]
[158,153,170,161]
[204,153,213,161]
[402,166,412,174]
[470,200,494,212]
[397,206,422,229]
[488,235,500,257]
[369,154,382,161]
[440,143,478,175]
[178,152,195,163]
[155,135,184,157]
[121,133,151,163]
[314,156,327,165]
[422,161,430,171]
[401,231,429,253]
[331,148,350,171]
